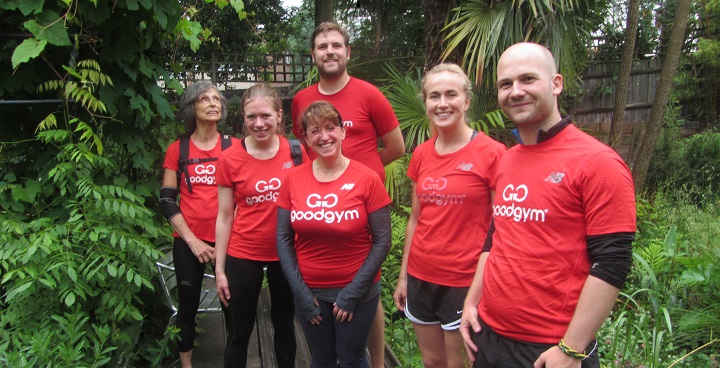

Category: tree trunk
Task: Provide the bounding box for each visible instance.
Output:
[315,0,335,26]
[631,0,692,193]
[607,0,640,151]
[372,1,387,56]
[423,0,453,71]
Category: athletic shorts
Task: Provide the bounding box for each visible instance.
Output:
[470,318,600,368]
[404,274,468,330]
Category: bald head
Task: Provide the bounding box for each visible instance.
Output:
[498,42,557,76]
[495,42,563,140]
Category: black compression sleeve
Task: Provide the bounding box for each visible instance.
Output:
[276,207,320,321]
[482,218,495,253]
[159,187,181,221]
[335,205,391,313]
[587,232,635,288]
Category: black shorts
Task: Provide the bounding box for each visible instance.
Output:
[470,318,600,368]
[404,274,468,330]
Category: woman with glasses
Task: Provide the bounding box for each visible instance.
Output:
[215,84,307,368]
[159,81,238,368]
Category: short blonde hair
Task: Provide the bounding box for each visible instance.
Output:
[421,63,472,101]
[421,63,472,136]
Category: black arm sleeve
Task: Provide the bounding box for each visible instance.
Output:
[335,205,392,313]
[587,232,635,288]
[276,207,321,321]
[159,187,181,221]
[482,217,495,253]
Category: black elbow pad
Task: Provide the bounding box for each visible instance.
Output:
[159,187,181,221]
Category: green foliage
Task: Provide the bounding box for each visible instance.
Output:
[381,64,427,150]
[381,208,422,367]
[384,154,412,205]
[0,0,246,365]
[0,61,166,366]
[647,131,720,204]
[591,0,660,62]
[599,188,720,367]
[441,0,606,108]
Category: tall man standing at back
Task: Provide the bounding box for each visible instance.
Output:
[291,21,405,367]
[460,42,636,368]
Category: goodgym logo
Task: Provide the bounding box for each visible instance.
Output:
[306,193,338,208]
[245,178,281,205]
[190,164,217,185]
[421,177,448,191]
[291,193,360,224]
[502,184,528,202]
[495,184,548,222]
[418,177,465,205]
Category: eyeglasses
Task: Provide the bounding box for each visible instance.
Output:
[196,95,222,105]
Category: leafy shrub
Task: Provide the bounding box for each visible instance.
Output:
[647,131,720,204]
[0,61,167,367]
[381,208,423,366]
[599,188,720,367]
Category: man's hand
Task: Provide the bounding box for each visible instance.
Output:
[533,346,581,368]
[460,305,482,362]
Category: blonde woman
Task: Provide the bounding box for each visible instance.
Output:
[392,64,506,368]
[215,84,307,368]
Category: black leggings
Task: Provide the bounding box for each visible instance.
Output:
[297,294,379,368]
[173,237,232,353]
[224,256,296,368]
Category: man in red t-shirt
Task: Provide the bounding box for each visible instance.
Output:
[460,43,636,368]
[291,22,405,367]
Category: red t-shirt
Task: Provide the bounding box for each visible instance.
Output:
[163,135,241,242]
[216,137,308,261]
[406,132,506,287]
[276,161,392,288]
[479,125,637,344]
[291,77,399,182]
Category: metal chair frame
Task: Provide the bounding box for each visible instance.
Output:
[155,249,223,331]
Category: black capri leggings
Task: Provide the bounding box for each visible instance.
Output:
[297,293,379,368]
[223,256,296,368]
[172,237,232,353]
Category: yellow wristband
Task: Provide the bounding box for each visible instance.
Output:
[558,339,588,360]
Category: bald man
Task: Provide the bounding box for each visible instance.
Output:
[459,43,637,368]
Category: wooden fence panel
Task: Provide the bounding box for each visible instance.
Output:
[573,58,662,129]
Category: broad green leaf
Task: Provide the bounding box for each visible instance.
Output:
[11,38,47,69]
[24,10,71,46]
[126,0,139,10]
[11,185,31,203]
[68,267,77,282]
[24,179,42,202]
[107,263,117,277]
[38,277,57,288]
[64,292,76,306]
[6,282,33,302]
[129,308,143,321]
[3,0,44,16]
[4,172,17,182]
